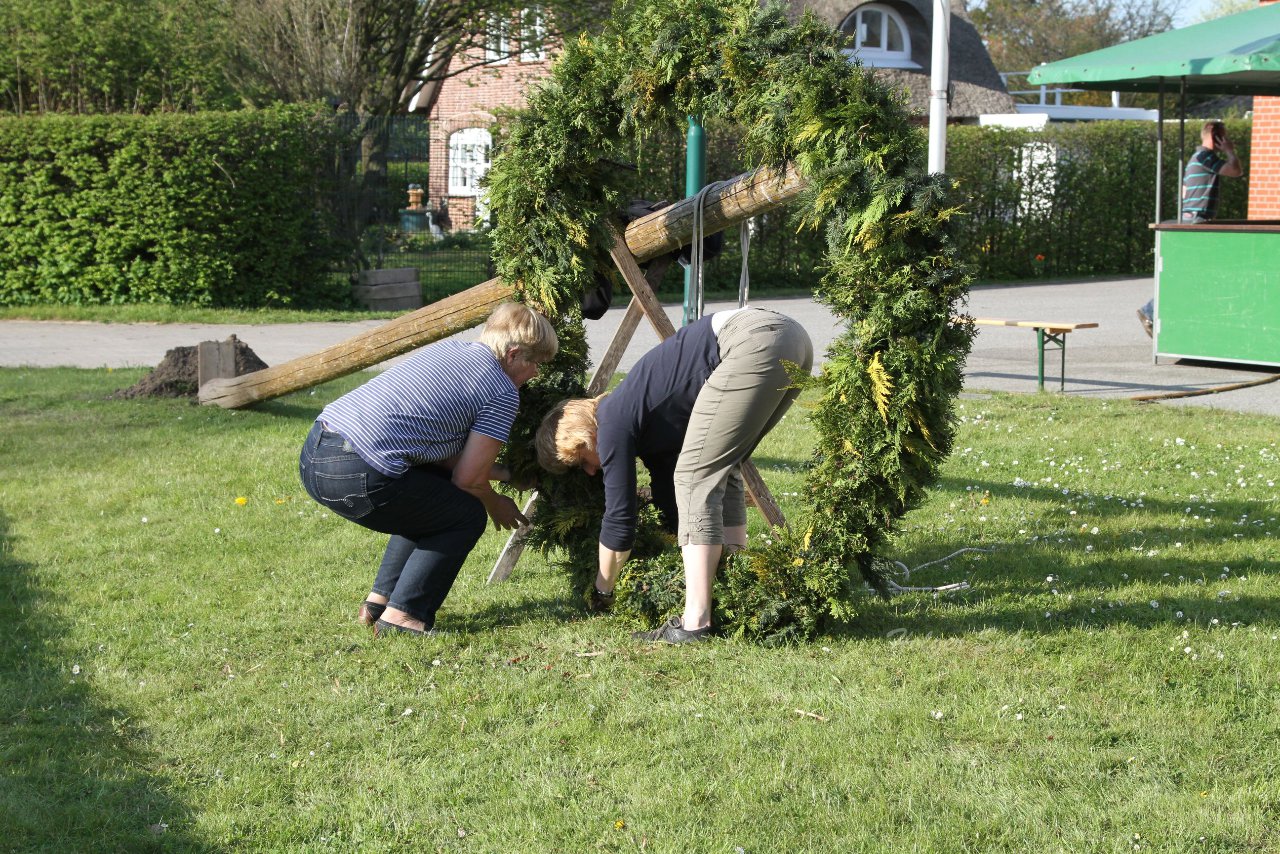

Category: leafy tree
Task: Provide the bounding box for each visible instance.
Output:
[223,0,610,119]
[1191,0,1255,23]
[971,0,1184,107]
[971,0,1182,73]
[222,0,610,263]
[0,0,235,114]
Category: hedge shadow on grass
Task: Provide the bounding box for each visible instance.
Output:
[0,510,198,849]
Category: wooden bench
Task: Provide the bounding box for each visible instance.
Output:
[970,318,1099,391]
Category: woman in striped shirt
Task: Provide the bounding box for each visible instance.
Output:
[299,303,558,636]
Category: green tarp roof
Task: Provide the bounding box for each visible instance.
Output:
[1026,3,1280,95]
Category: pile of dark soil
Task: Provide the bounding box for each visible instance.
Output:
[110,335,268,399]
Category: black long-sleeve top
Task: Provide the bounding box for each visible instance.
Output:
[595,314,721,551]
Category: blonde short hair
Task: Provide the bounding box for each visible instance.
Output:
[479,302,559,364]
[535,396,604,473]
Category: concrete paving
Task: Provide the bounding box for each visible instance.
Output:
[2,276,1277,416]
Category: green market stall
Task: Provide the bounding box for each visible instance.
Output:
[1028,5,1280,367]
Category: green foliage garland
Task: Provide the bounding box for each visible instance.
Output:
[489,0,975,642]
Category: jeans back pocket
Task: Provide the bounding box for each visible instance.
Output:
[312,471,375,520]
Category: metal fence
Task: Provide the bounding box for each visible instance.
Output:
[332,114,493,304]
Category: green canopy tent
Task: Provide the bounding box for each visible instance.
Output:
[1027,3,1280,220]
[1027,3,1280,96]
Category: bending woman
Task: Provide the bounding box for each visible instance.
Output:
[300,303,557,636]
[536,308,812,644]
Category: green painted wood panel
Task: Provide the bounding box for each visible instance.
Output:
[1156,229,1280,366]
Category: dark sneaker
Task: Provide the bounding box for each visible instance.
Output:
[632,616,713,644]
[1136,309,1153,339]
[586,586,615,613]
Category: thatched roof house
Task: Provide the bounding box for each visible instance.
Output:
[793,0,1016,120]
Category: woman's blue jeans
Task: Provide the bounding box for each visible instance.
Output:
[299,421,487,628]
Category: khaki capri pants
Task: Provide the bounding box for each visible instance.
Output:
[674,309,813,546]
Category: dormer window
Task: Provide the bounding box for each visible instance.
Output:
[841,4,917,69]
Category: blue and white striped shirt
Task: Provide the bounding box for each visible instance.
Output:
[319,340,519,477]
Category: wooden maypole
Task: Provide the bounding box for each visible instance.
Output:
[198,164,805,409]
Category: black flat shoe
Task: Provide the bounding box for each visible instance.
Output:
[358,600,387,626]
[374,618,428,637]
[632,616,713,644]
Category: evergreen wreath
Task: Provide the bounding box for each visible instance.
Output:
[487,0,975,643]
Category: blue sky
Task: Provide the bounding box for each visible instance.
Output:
[1175,0,1216,25]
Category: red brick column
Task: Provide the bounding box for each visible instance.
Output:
[1249,0,1280,218]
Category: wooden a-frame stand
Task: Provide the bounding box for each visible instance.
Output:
[487,223,785,583]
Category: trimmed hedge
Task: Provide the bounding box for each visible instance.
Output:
[0,112,1253,309]
[626,118,1252,289]
[947,119,1251,281]
[0,106,349,307]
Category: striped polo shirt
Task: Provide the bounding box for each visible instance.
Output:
[1182,146,1228,220]
[318,340,519,477]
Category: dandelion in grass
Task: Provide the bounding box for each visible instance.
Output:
[614,820,626,830]
[235,496,247,506]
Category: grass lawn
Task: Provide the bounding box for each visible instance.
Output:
[1,368,1277,852]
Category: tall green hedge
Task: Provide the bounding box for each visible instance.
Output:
[0,106,349,307]
[625,118,1252,289]
[947,119,1251,281]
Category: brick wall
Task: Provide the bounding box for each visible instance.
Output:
[426,43,553,231]
[1248,0,1280,218]
[1250,97,1280,218]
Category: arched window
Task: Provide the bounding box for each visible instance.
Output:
[448,128,492,196]
[840,4,916,68]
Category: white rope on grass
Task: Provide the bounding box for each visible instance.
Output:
[882,547,992,595]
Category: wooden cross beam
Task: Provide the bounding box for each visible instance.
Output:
[198,164,806,409]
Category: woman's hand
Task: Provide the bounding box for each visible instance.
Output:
[488,494,530,530]
[453,432,530,530]
[596,543,630,595]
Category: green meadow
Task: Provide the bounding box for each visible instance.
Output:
[2,367,1276,852]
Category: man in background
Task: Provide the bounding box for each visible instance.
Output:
[1137,120,1243,337]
